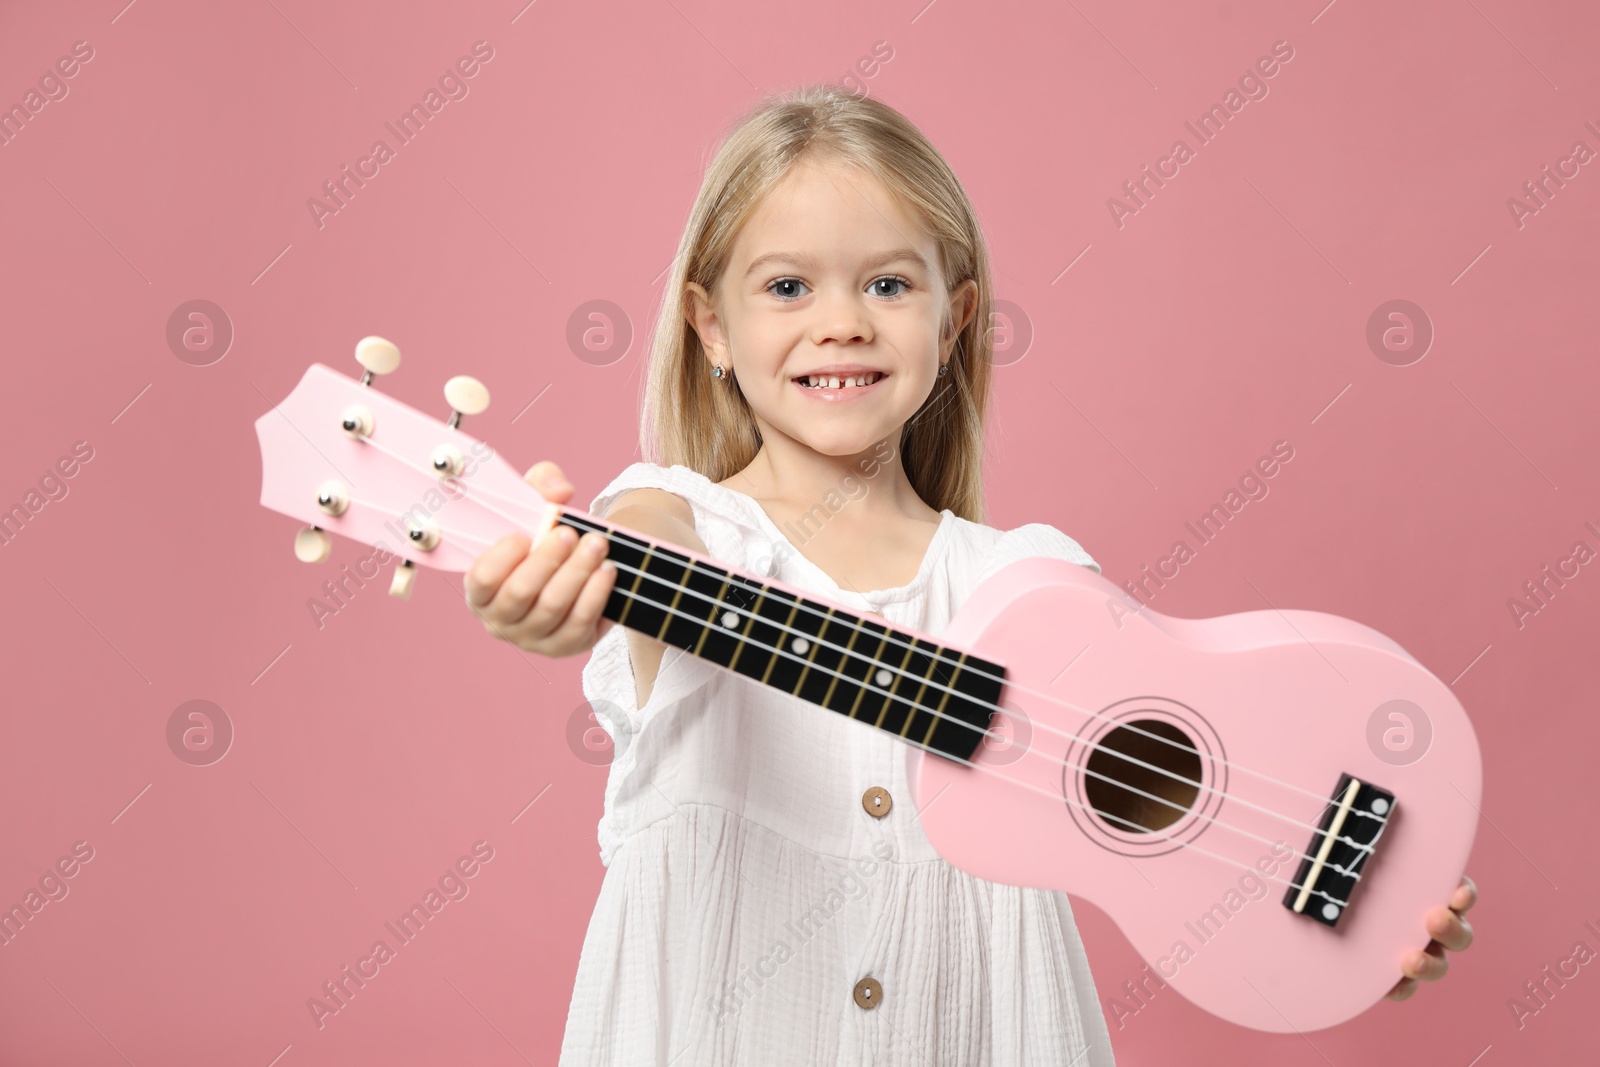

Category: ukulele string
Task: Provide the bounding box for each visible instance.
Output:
[345,442,1378,852]
[394,524,1364,905]
[396,459,1374,824]
[345,453,1382,860]
[473,476,1376,825]
[353,497,1376,886]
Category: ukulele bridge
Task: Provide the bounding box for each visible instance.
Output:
[1281,772,1395,928]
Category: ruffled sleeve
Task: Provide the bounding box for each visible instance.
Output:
[578,462,757,755]
[975,522,1101,589]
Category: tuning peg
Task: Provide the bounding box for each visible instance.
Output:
[316,481,350,516]
[390,559,416,599]
[355,336,401,386]
[294,526,332,563]
[444,375,489,429]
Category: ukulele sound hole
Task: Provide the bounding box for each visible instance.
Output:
[1085,720,1202,833]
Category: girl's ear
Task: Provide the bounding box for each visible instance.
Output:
[944,279,979,356]
[684,281,729,364]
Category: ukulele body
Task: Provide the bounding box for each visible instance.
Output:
[910,556,1482,1033]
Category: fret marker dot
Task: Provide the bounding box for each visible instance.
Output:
[720,610,739,629]
[792,637,810,654]
[874,668,891,686]
[1370,797,1389,815]
[1321,903,1340,921]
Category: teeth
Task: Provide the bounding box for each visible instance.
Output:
[800,373,880,389]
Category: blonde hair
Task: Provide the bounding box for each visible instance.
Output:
[639,83,995,521]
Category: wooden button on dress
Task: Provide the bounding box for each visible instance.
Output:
[861,786,892,818]
[853,976,882,1010]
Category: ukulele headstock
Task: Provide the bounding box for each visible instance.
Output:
[254,336,560,597]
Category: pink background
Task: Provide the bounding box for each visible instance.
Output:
[1,0,1596,1063]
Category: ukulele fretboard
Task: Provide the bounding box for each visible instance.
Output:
[558,512,1006,762]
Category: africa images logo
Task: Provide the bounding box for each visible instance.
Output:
[1106,39,1297,229]
[305,41,496,230]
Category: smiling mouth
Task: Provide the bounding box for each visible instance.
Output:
[793,372,886,389]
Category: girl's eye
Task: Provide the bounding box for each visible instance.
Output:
[764,276,915,302]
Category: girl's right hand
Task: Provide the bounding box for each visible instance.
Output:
[463,460,617,657]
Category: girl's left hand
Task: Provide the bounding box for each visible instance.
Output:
[1386,875,1477,1001]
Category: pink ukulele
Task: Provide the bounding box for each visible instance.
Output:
[255,338,1483,1034]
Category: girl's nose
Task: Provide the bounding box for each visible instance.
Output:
[809,288,873,346]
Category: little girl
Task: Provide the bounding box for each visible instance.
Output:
[465,84,1475,1065]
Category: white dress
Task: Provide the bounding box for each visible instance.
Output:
[558,462,1117,1067]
